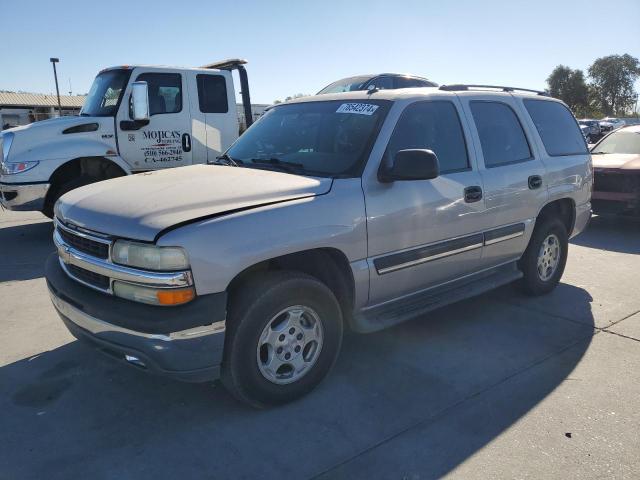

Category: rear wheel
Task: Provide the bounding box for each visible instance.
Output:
[222,271,343,408]
[518,217,568,295]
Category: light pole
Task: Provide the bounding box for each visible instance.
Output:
[49,57,62,117]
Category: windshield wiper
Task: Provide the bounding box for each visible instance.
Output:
[250,157,304,173]
[213,153,243,166]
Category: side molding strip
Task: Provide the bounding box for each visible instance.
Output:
[374,223,526,275]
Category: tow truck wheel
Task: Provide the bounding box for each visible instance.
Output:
[42,176,94,218]
[222,271,343,408]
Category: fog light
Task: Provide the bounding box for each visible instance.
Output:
[113,281,195,306]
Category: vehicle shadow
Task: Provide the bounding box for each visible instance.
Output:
[0,220,54,282]
[0,284,595,479]
[571,214,640,254]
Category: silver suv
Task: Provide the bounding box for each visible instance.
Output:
[46,84,592,407]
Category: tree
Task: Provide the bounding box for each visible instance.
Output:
[547,65,589,115]
[588,54,640,116]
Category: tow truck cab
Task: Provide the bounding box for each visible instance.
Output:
[0,59,254,217]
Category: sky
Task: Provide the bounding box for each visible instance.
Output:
[2,0,639,105]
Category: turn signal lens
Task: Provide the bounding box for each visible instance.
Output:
[113,281,195,306]
[156,288,195,306]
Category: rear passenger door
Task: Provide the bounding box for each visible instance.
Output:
[185,70,239,163]
[460,95,548,267]
[363,99,489,306]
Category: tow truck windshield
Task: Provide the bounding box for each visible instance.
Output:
[80,69,131,117]
[225,100,390,177]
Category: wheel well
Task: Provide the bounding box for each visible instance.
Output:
[227,248,355,323]
[45,157,126,206]
[537,198,575,233]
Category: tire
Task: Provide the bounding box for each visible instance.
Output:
[42,176,95,218]
[222,271,343,408]
[518,216,568,296]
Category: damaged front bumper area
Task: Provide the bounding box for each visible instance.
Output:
[592,169,640,216]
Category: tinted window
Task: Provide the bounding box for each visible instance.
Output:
[197,74,229,113]
[524,100,587,156]
[136,73,182,115]
[369,76,394,90]
[387,101,469,173]
[470,102,531,167]
[394,77,435,88]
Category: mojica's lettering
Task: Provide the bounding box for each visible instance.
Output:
[143,130,181,140]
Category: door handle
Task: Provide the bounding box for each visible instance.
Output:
[464,186,483,203]
[182,133,192,152]
[528,175,542,190]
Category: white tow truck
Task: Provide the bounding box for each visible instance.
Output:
[0,59,255,217]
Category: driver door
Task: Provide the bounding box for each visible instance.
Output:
[117,69,193,171]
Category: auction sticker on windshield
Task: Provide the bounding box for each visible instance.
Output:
[336,103,379,115]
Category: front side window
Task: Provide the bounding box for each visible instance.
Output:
[592,129,640,155]
[386,101,469,173]
[197,74,228,113]
[368,76,394,90]
[524,100,587,156]
[136,73,182,115]
[471,101,532,167]
[226,100,390,177]
[80,69,131,117]
[394,77,437,88]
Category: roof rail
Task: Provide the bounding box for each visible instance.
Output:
[439,84,548,96]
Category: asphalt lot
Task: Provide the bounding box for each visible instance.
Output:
[0,209,639,479]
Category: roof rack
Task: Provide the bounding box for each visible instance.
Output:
[439,84,548,96]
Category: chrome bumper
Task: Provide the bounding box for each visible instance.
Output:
[49,285,226,382]
[0,182,50,211]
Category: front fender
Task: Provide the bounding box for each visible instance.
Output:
[157,178,368,296]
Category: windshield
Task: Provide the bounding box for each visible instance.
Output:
[592,130,640,154]
[80,69,131,117]
[225,100,390,177]
[317,76,372,95]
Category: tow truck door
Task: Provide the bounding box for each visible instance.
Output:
[184,69,239,163]
[116,68,193,171]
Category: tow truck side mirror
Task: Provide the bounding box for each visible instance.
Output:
[121,82,150,131]
[131,81,150,121]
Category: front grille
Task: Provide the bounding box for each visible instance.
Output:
[58,226,109,259]
[594,171,640,194]
[66,263,110,290]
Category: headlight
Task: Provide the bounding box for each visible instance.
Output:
[113,281,195,306]
[2,132,14,162]
[1,161,39,175]
[112,240,189,271]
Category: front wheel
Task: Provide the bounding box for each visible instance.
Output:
[518,217,568,296]
[222,271,343,408]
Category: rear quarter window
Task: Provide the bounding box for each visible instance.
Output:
[524,100,587,156]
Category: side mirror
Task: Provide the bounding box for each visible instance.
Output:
[131,81,150,121]
[379,149,440,182]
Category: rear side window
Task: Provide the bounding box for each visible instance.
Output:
[524,100,587,156]
[386,101,469,173]
[136,73,182,115]
[197,74,229,113]
[470,101,532,167]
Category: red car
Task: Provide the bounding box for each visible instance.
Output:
[591,125,640,216]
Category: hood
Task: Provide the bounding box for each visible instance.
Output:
[56,165,333,241]
[6,116,116,164]
[591,153,640,170]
